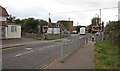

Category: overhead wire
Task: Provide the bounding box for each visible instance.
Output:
[50,7,118,15]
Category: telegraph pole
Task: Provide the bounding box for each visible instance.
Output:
[99,9,104,41]
[100,9,101,24]
[49,12,50,18]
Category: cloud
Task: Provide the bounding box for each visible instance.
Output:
[0,0,119,26]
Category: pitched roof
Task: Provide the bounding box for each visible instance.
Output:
[57,20,73,22]
[0,5,9,16]
[48,23,59,28]
[51,23,57,28]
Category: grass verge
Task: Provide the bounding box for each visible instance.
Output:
[94,41,119,69]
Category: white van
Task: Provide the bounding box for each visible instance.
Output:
[80,27,86,35]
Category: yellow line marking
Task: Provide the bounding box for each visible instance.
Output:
[35,56,60,69]
[44,59,58,69]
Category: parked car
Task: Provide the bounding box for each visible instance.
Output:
[72,30,77,34]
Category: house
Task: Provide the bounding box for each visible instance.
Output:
[46,18,60,34]
[57,20,73,33]
[47,23,60,34]
[0,6,21,39]
[72,26,78,34]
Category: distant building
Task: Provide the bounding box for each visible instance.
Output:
[47,18,60,34]
[57,20,73,33]
[0,6,21,39]
[92,25,102,33]
[118,1,120,21]
[47,23,60,34]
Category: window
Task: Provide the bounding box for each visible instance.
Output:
[11,26,17,32]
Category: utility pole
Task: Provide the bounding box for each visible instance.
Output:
[100,9,104,41]
[77,22,79,26]
[100,9,101,24]
[49,12,50,18]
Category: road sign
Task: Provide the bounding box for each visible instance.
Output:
[42,26,48,33]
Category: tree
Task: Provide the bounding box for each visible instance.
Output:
[14,19,23,25]
[22,18,48,33]
[105,21,120,46]
[7,15,16,23]
[23,18,39,33]
[87,24,92,33]
[38,19,48,33]
[91,17,100,25]
[10,17,48,34]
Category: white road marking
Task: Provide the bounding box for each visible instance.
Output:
[15,50,33,57]
[15,53,23,57]
[25,48,32,50]
[15,44,57,57]
[38,49,43,50]
[30,50,33,52]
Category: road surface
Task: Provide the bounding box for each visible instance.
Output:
[2,34,86,69]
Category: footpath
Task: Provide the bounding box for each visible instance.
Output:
[46,41,95,69]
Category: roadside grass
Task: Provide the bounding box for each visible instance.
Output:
[94,41,119,69]
[46,34,60,40]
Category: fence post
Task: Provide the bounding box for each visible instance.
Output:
[60,43,64,63]
[85,36,88,44]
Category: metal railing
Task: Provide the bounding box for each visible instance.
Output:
[59,36,88,63]
[36,36,88,69]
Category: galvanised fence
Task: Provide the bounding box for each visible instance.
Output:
[37,36,88,69]
[58,36,88,63]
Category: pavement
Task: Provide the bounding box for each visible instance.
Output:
[45,41,95,69]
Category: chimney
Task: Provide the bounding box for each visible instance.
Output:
[68,18,70,21]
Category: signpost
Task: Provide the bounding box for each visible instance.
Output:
[42,26,48,39]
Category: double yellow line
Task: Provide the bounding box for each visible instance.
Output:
[35,56,60,69]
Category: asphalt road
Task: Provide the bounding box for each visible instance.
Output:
[2,34,86,69]
[2,40,67,69]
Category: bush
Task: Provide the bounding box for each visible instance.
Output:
[94,41,119,69]
[105,21,120,47]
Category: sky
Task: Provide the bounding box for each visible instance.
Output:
[0,0,119,26]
